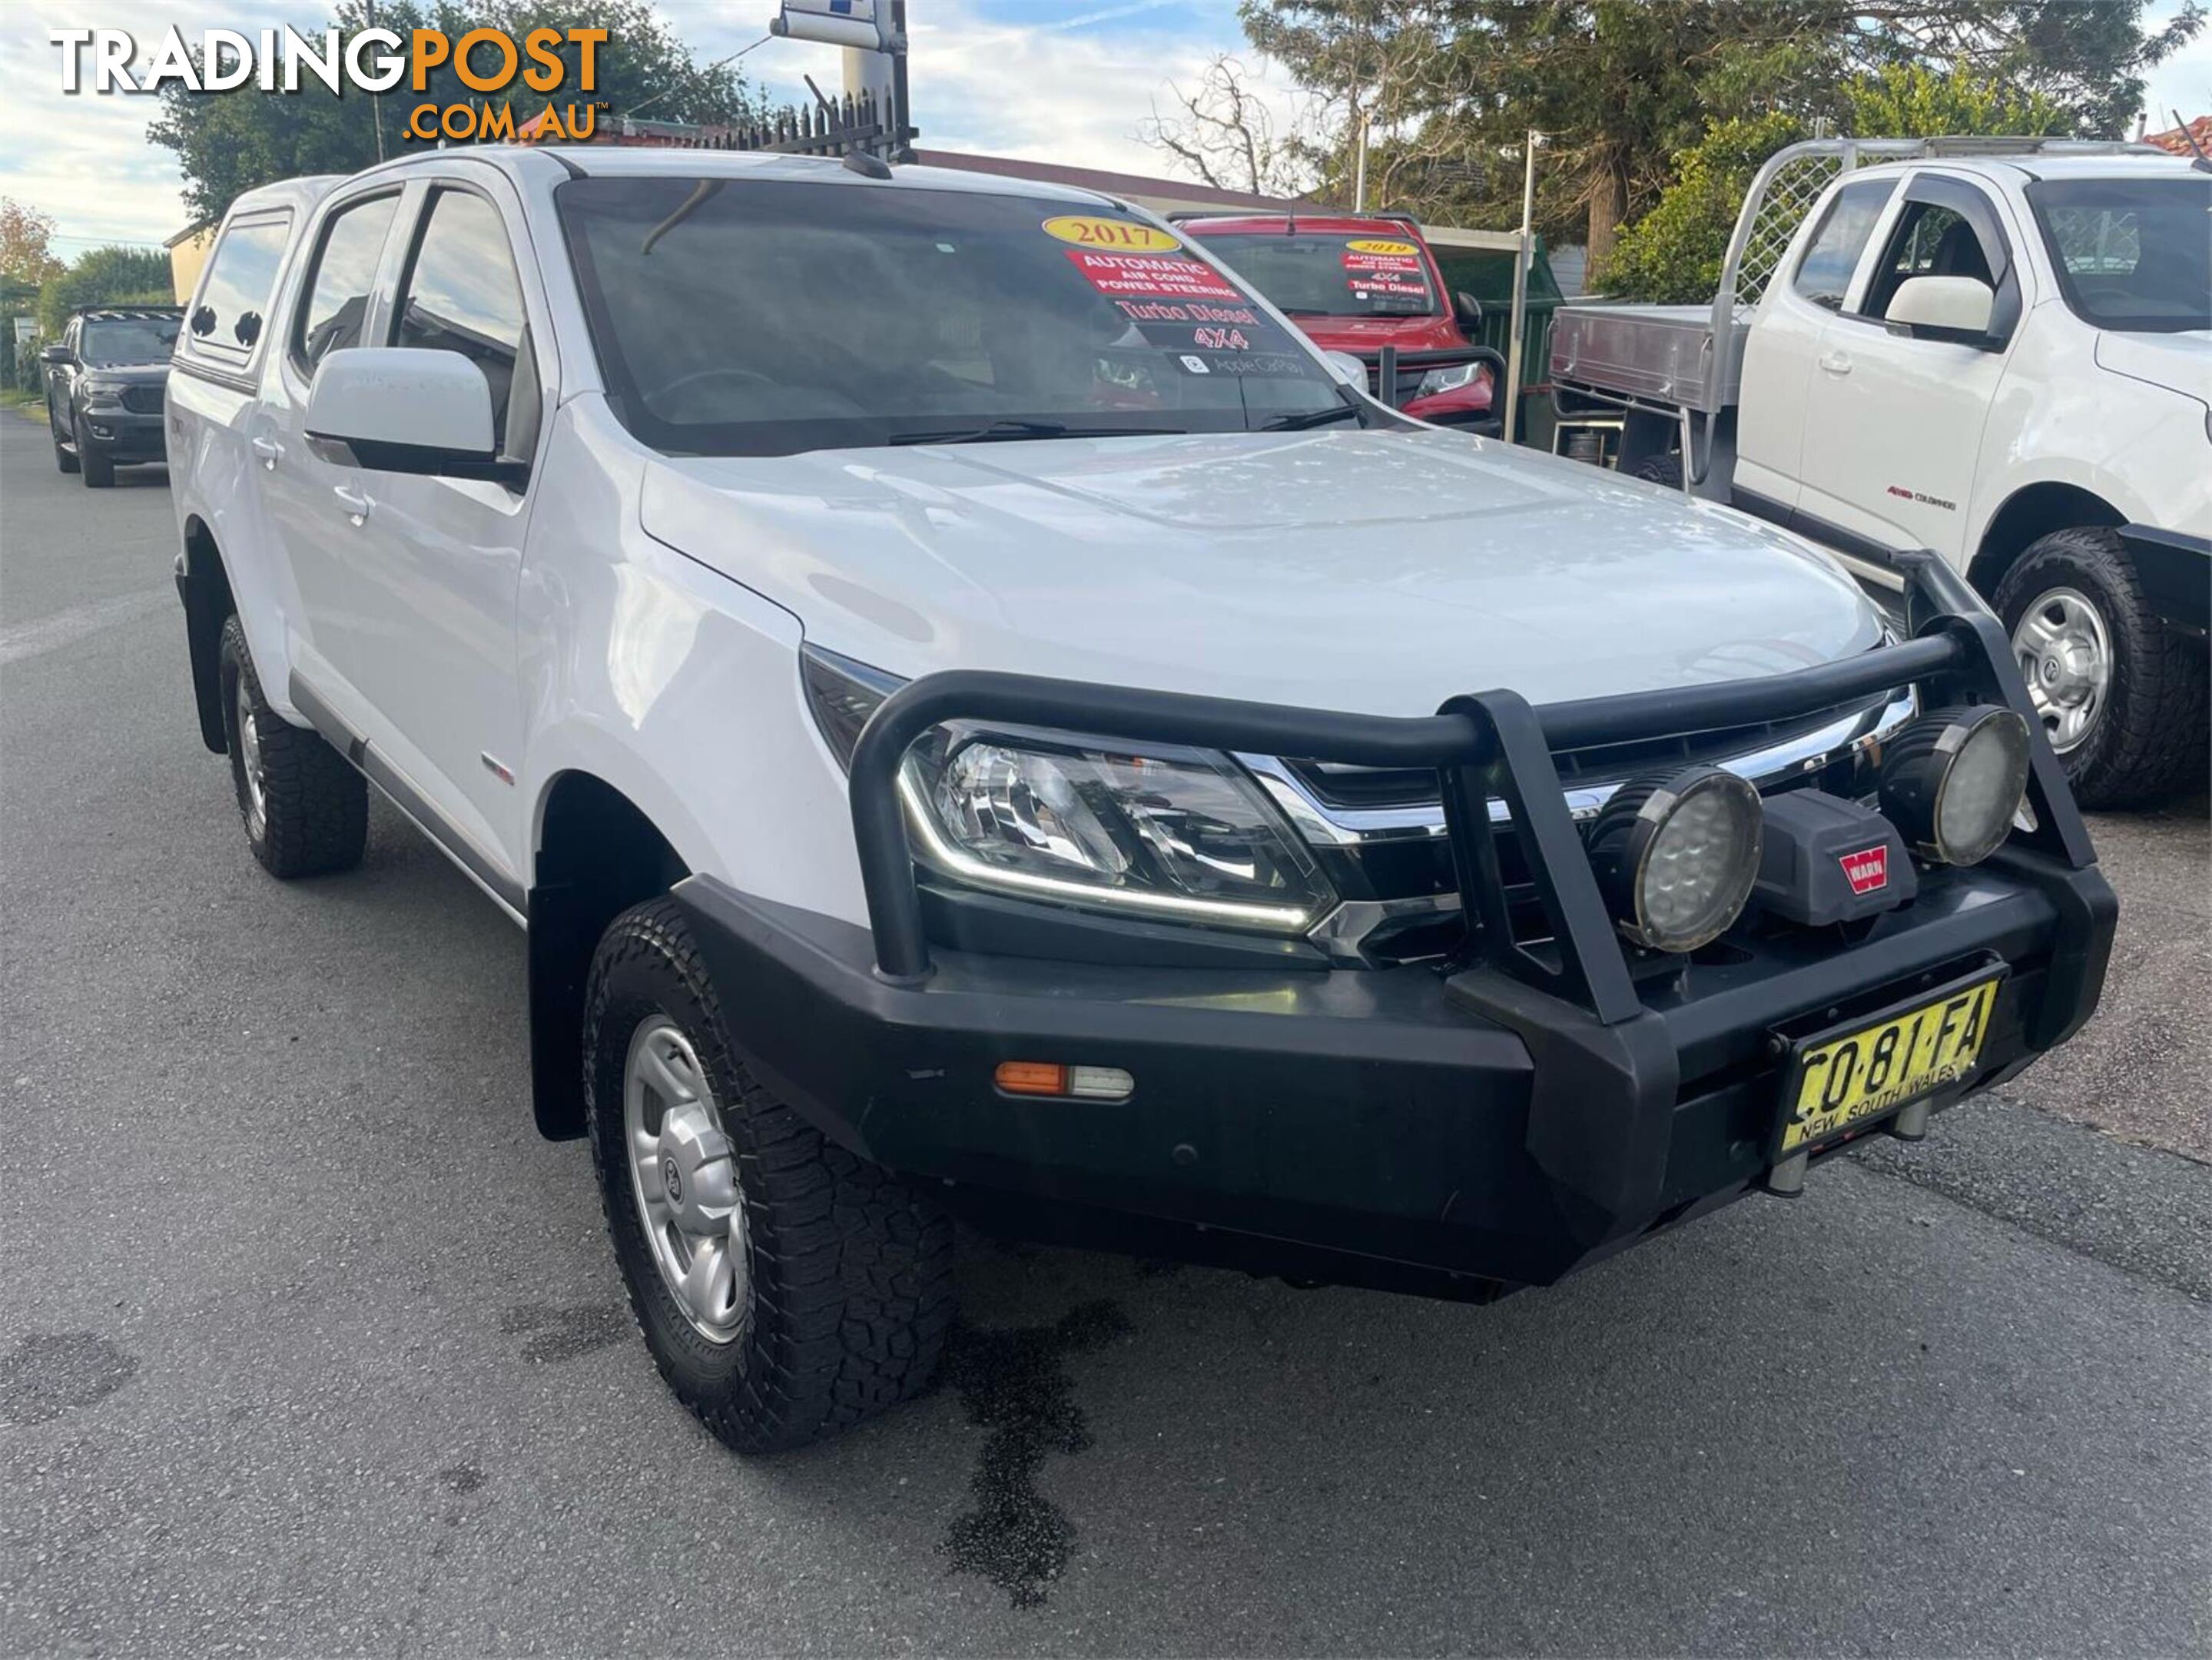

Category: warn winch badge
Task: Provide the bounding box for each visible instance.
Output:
[1839,845,1890,895]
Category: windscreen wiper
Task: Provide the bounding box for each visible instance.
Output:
[887,420,1184,446]
[1261,402,1366,432]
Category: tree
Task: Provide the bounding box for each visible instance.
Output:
[1,198,64,284]
[1834,0,2206,136]
[1594,111,1809,304]
[1601,65,2070,301]
[37,247,175,334]
[1237,0,1512,222]
[1235,0,2201,283]
[150,0,760,225]
[1139,56,1320,197]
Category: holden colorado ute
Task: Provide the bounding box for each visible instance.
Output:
[168,145,2114,1452]
[1550,137,2210,808]
[1177,211,1504,433]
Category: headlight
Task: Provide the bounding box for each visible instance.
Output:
[1413,361,1483,399]
[902,726,1333,934]
[81,381,125,409]
[1878,705,2030,866]
[1586,765,1763,953]
[798,646,1334,934]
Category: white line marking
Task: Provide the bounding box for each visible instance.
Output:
[0,588,172,667]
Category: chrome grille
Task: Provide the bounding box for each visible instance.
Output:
[1282,691,1903,812]
[1243,685,1917,962]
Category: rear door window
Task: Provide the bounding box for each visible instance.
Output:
[1791,178,1897,310]
[184,213,292,371]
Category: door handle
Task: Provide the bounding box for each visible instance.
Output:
[250,436,284,469]
[332,484,373,523]
[1817,350,1852,377]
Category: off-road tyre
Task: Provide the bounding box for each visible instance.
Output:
[48,400,79,474]
[583,898,955,1453]
[1993,526,2209,809]
[217,614,367,878]
[1631,452,1683,490]
[81,446,115,489]
[584,898,955,1452]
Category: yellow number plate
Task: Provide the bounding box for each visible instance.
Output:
[1776,974,2003,1155]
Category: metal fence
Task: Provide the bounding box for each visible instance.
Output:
[645,90,906,159]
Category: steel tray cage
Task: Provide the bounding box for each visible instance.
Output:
[846,554,2096,1022]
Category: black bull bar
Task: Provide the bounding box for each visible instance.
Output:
[840,553,2106,1226]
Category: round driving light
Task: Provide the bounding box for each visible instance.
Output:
[1879,705,2031,866]
[1586,765,1764,954]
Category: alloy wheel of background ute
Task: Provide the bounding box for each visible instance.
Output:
[1995,526,2209,808]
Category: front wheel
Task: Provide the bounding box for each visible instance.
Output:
[80,444,114,489]
[48,400,78,474]
[583,898,954,1452]
[1994,527,2209,808]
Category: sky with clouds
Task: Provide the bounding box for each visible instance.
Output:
[2,0,2207,252]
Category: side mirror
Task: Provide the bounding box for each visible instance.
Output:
[1883,276,1996,345]
[1320,349,1370,390]
[1453,290,1484,334]
[304,347,518,483]
[39,343,69,364]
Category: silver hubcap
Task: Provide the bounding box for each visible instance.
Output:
[2011,587,2111,755]
[234,678,267,836]
[623,1018,747,1343]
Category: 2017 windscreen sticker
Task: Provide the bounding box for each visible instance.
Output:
[1046,215,1308,375]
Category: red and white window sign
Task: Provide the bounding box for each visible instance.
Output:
[1065,250,1243,303]
[1341,241,1428,300]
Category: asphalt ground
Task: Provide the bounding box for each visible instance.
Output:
[2,411,2207,1657]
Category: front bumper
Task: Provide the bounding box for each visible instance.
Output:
[2120,523,2210,637]
[678,845,2111,1296]
[701,553,2114,1300]
[1365,344,1507,439]
[77,408,166,461]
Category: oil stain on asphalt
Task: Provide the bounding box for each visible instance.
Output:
[499,1303,628,1363]
[0,1332,138,1426]
[940,1299,1133,1608]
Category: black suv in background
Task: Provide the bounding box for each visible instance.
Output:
[43,306,183,487]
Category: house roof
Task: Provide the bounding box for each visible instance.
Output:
[2144,115,2211,158]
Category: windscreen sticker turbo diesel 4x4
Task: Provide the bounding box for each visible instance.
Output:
[1340,240,1429,303]
[1047,217,1311,377]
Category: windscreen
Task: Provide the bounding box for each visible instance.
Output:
[1194,232,1438,318]
[2027,176,2211,333]
[81,317,181,367]
[555,177,1358,457]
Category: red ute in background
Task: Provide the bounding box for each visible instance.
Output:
[1178,212,1502,435]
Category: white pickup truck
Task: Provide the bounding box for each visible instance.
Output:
[1550,138,2210,808]
[170,144,2114,1452]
